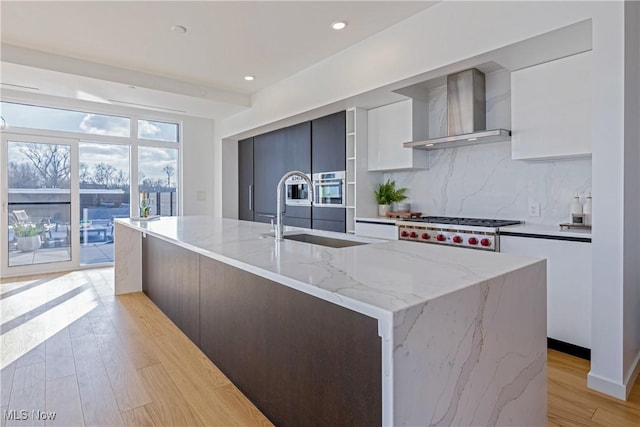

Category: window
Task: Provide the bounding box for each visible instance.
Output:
[0,101,130,137]
[138,147,178,216]
[138,119,179,142]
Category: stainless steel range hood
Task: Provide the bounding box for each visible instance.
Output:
[403,68,511,150]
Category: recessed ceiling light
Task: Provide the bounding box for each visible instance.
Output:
[244,75,255,81]
[171,25,187,34]
[332,21,347,30]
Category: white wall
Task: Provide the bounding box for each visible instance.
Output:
[216,0,639,399]
[622,0,640,393]
[180,115,215,216]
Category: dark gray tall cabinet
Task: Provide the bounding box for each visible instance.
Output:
[312,111,346,173]
[238,111,347,232]
[253,122,311,227]
[312,111,347,232]
[238,137,254,221]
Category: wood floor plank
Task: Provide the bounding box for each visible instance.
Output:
[547,349,640,426]
[114,293,174,339]
[67,316,93,339]
[70,333,123,427]
[93,332,152,413]
[121,405,155,427]
[0,362,16,407]
[44,329,75,382]
[6,362,45,427]
[45,374,84,427]
[14,343,45,369]
[590,406,640,426]
[138,363,205,427]
[148,334,239,426]
[214,383,274,427]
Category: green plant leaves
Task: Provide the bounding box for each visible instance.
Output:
[374,179,408,204]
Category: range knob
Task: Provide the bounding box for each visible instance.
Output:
[400,230,409,238]
[452,235,463,244]
[480,238,492,247]
[468,237,479,245]
[421,233,430,240]
[436,234,446,242]
[410,231,418,238]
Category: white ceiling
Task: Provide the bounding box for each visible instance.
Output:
[0,1,435,118]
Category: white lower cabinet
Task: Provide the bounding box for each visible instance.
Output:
[355,221,398,240]
[500,235,591,349]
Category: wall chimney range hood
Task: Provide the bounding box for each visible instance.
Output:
[404,68,511,150]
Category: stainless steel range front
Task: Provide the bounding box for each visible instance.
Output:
[397,216,521,252]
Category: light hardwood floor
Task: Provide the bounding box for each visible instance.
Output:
[1,268,271,427]
[1,268,639,426]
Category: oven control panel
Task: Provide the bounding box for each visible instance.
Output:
[398,224,497,251]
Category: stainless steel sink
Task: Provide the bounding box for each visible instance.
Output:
[282,233,369,248]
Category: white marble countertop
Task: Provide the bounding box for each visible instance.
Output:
[500,223,592,239]
[355,216,398,224]
[117,216,542,318]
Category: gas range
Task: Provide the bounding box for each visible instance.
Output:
[397,216,522,251]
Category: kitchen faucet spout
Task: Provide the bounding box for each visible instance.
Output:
[276,171,313,241]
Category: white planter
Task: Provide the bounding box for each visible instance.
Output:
[17,235,41,252]
[378,204,391,216]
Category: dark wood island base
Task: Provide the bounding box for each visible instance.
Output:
[142,234,382,426]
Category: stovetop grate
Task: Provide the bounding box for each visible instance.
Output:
[406,216,522,227]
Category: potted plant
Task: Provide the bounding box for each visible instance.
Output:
[374,180,409,216]
[13,223,41,252]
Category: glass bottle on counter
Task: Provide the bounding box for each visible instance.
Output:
[140,192,149,218]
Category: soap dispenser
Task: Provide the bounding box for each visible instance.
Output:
[570,194,583,225]
[583,193,592,225]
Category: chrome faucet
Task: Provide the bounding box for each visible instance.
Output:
[276,171,314,241]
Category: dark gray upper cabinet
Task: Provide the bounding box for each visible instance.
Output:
[254,122,311,217]
[238,137,254,221]
[312,111,346,173]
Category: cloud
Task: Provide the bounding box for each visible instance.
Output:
[138,120,162,138]
[80,114,129,136]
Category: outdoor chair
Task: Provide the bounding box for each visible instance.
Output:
[11,209,55,241]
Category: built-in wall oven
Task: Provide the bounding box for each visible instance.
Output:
[285,174,311,206]
[312,171,345,207]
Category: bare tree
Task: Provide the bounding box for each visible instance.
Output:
[162,164,175,188]
[19,144,70,188]
[79,162,90,185]
[93,163,116,187]
[8,161,40,188]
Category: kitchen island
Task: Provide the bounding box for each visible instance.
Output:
[115,216,546,426]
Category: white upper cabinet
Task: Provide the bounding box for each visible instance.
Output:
[367,99,428,171]
[511,51,592,160]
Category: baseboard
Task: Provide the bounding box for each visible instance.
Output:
[588,372,627,400]
[624,350,640,398]
[587,350,640,401]
[547,338,591,360]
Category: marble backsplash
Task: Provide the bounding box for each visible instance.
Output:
[384,141,592,225]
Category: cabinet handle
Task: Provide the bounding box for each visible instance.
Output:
[249,185,253,211]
